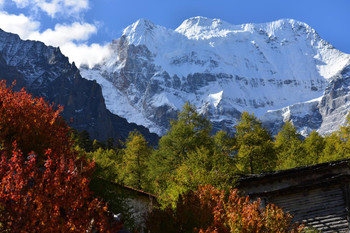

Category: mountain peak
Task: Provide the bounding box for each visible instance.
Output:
[121,18,177,54]
[175,16,236,39]
[123,18,156,36]
[134,18,156,30]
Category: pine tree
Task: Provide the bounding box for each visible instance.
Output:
[150,103,236,205]
[149,103,213,195]
[303,130,324,165]
[319,133,342,162]
[214,130,236,157]
[274,121,305,169]
[120,131,152,191]
[89,147,120,181]
[234,112,276,174]
[319,114,350,162]
[155,102,213,166]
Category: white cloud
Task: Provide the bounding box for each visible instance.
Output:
[60,42,111,68]
[0,11,40,38]
[28,22,97,46]
[11,0,89,17]
[0,0,5,7]
[0,11,110,68]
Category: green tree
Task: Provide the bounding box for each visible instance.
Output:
[120,131,152,191]
[303,130,324,165]
[150,103,236,206]
[149,103,213,195]
[155,102,213,166]
[320,133,344,163]
[274,121,305,169]
[319,114,350,163]
[92,139,105,152]
[214,130,236,157]
[75,130,93,152]
[161,144,236,206]
[234,112,276,174]
[88,148,120,181]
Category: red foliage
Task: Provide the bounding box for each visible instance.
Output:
[0,81,121,232]
[196,185,304,233]
[0,80,71,158]
[146,185,304,233]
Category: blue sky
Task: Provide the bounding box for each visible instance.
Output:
[0,0,349,66]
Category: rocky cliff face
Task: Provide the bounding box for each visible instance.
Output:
[0,29,158,143]
[80,17,350,136]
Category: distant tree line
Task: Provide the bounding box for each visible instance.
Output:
[82,103,350,204]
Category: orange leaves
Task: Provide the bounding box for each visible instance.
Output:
[147,185,304,233]
[0,80,70,159]
[0,81,121,232]
[196,185,304,233]
[0,142,120,232]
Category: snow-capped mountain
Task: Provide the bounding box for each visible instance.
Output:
[0,28,158,142]
[80,17,350,136]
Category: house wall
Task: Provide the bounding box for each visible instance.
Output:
[125,196,154,232]
[267,184,349,232]
[238,160,350,232]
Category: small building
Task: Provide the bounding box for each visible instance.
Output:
[90,178,157,233]
[118,183,158,228]
[238,159,350,232]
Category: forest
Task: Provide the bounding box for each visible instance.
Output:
[1,81,349,232]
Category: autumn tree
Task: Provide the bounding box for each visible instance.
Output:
[0,81,71,160]
[0,145,120,232]
[234,112,276,174]
[0,81,120,232]
[146,185,304,233]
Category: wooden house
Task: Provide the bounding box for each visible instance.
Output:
[238,159,350,232]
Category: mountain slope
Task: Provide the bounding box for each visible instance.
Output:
[0,29,158,143]
[80,17,350,135]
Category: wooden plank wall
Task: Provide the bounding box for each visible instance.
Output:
[268,184,349,232]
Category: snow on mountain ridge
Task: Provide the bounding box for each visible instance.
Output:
[122,18,175,54]
[174,17,314,40]
[80,17,350,135]
[175,16,242,40]
[118,17,349,80]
